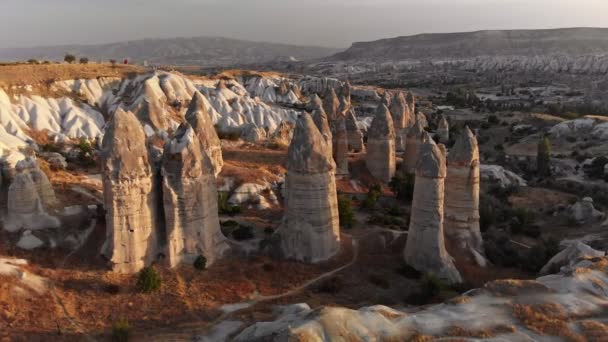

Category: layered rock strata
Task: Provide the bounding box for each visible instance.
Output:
[278,113,340,263]
[444,127,485,266]
[404,133,462,284]
[366,104,396,182]
[162,123,229,268]
[100,108,161,274]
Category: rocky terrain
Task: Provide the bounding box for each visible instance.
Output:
[2,57,608,342]
[0,36,341,67]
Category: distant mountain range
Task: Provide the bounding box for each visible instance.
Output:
[0,36,342,67]
[327,28,608,62]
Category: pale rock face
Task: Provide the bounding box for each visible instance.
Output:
[437,115,450,143]
[16,157,58,209]
[4,167,60,233]
[322,88,340,123]
[416,111,429,128]
[366,104,396,182]
[540,242,603,275]
[162,123,229,268]
[17,230,44,250]
[240,123,267,142]
[311,107,333,161]
[569,197,605,224]
[185,91,224,177]
[445,127,485,266]
[279,113,340,263]
[101,108,160,274]
[345,109,365,152]
[404,134,462,284]
[403,119,425,174]
[390,92,408,152]
[479,165,527,188]
[334,116,349,175]
[130,79,169,132]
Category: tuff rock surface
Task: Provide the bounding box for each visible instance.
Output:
[185,91,224,176]
[404,133,462,284]
[403,118,425,174]
[365,104,396,182]
[437,115,450,143]
[278,113,340,263]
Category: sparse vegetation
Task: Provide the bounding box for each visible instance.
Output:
[537,136,551,178]
[112,318,131,342]
[136,266,161,293]
[193,255,207,271]
[389,174,415,203]
[218,192,242,216]
[79,57,89,64]
[338,194,355,228]
[361,184,382,210]
[64,54,76,64]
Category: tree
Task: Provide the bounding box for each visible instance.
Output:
[337,194,355,228]
[64,54,76,64]
[537,136,551,178]
[110,59,117,67]
[79,57,89,64]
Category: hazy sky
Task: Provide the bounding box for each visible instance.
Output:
[2,0,608,48]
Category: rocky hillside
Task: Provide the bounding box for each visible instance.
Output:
[325,28,608,75]
[0,37,341,66]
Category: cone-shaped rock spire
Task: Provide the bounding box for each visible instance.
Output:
[186,91,223,176]
[366,104,396,182]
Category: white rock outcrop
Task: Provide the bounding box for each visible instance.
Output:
[479,165,527,188]
[568,197,605,224]
[278,113,340,263]
[445,127,485,266]
[403,118,425,174]
[540,242,603,275]
[404,133,462,284]
[100,108,161,274]
[365,104,396,182]
[162,123,229,268]
[185,91,224,177]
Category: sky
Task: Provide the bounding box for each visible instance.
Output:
[2,0,608,48]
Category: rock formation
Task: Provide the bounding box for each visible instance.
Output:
[366,105,396,182]
[390,92,408,151]
[334,116,349,176]
[17,157,58,209]
[322,88,340,123]
[345,109,365,152]
[185,91,224,176]
[444,127,485,266]
[240,123,267,142]
[269,121,295,147]
[311,106,333,161]
[569,197,605,224]
[406,92,416,115]
[416,112,429,128]
[132,78,169,132]
[4,160,60,232]
[162,123,229,268]
[404,133,462,284]
[100,108,161,274]
[278,113,340,263]
[403,118,425,174]
[437,115,449,143]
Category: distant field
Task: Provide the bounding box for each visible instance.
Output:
[0,62,145,87]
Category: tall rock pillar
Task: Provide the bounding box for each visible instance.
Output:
[365,104,396,182]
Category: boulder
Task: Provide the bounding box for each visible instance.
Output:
[16,230,44,250]
[365,104,396,182]
[162,123,229,268]
[568,197,605,224]
[278,113,340,263]
[404,133,462,284]
[479,165,527,188]
[540,242,603,275]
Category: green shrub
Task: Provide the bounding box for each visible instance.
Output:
[218,192,242,216]
[537,136,551,178]
[361,184,382,210]
[75,138,96,167]
[64,54,76,64]
[79,57,89,64]
[338,194,355,228]
[112,318,130,342]
[367,273,390,289]
[389,174,415,203]
[193,255,207,271]
[136,266,161,293]
[27,59,38,64]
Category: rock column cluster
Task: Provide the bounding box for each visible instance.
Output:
[404,133,462,284]
[279,113,340,263]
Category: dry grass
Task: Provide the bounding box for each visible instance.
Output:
[579,320,608,340]
[444,325,516,339]
[0,63,144,88]
[512,303,584,342]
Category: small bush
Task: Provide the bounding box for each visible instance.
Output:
[232,225,254,241]
[136,266,161,293]
[218,192,242,216]
[112,318,130,342]
[79,57,89,64]
[361,184,382,210]
[537,136,551,178]
[64,54,76,64]
[27,59,38,64]
[367,273,390,289]
[389,174,415,203]
[338,194,355,228]
[487,114,499,125]
[193,255,207,271]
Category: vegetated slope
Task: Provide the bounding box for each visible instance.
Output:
[328,28,608,61]
[0,37,341,66]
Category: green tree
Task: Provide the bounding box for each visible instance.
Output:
[338,194,355,228]
[537,136,551,178]
[64,54,76,64]
[79,57,89,64]
[136,266,161,293]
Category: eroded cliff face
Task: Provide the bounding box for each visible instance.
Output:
[445,127,485,266]
[404,133,462,284]
[278,113,340,263]
[185,91,224,176]
[366,104,396,183]
[101,108,161,274]
[161,123,229,268]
